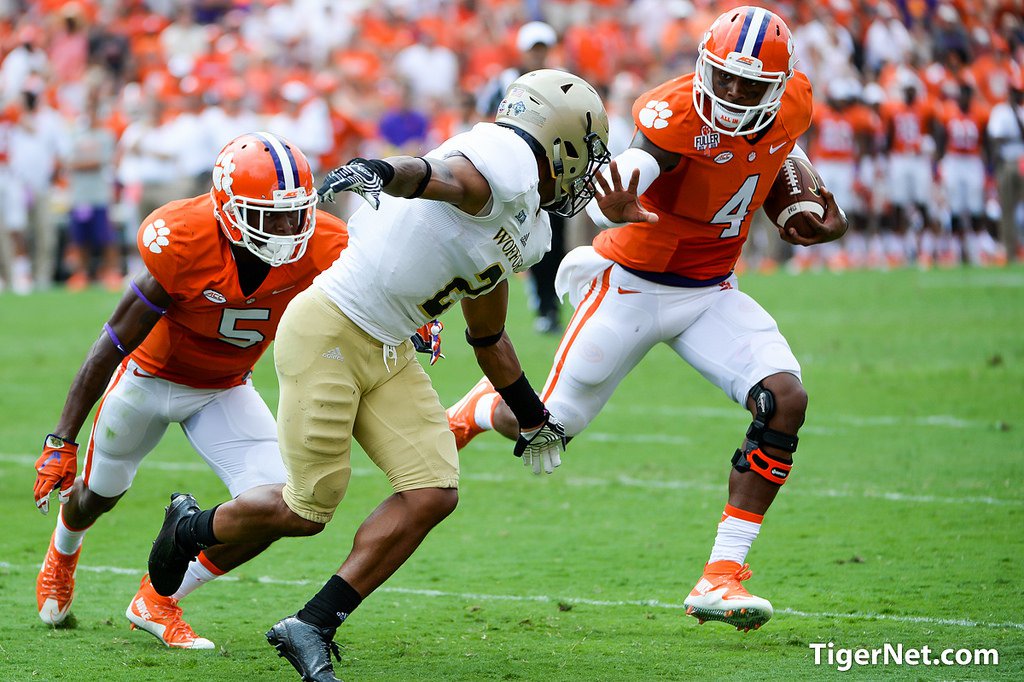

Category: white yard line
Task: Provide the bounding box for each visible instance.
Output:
[4,561,1020,631]
[2,453,1020,507]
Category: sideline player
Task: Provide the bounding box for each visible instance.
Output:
[32,132,348,648]
[448,7,848,632]
[147,70,630,681]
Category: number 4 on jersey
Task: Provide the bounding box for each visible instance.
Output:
[711,175,760,238]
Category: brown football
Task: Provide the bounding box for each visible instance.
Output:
[762,157,827,238]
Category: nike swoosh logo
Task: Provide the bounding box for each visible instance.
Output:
[132,368,153,379]
[272,285,296,295]
[617,287,641,295]
[769,142,787,154]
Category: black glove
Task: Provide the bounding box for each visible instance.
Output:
[318,158,395,209]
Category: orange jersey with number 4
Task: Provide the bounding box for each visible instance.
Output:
[132,195,348,389]
[594,72,813,281]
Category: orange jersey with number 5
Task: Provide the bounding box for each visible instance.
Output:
[594,72,813,281]
[132,195,348,388]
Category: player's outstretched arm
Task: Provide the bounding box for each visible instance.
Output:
[585,131,677,229]
[318,154,492,216]
[593,159,660,225]
[34,272,171,513]
[461,282,566,475]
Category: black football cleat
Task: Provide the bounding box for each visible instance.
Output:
[148,492,201,597]
[267,616,342,682]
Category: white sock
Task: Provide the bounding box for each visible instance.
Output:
[53,507,89,556]
[172,552,222,600]
[708,510,762,565]
[473,393,498,431]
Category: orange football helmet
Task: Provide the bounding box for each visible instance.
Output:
[210,132,318,266]
[693,6,795,137]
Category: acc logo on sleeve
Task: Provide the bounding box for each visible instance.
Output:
[142,219,171,254]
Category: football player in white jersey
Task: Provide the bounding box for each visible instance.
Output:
[146,70,645,682]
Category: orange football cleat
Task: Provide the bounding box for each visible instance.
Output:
[65,272,89,292]
[446,377,497,450]
[37,535,80,625]
[683,560,773,632]
[126,574,215,649]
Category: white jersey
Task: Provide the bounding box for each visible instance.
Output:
[317,123,551,345]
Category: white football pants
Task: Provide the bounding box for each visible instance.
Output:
[541,247,802,437]
[82,359,286,498]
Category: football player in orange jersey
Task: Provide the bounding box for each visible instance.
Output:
[934,83,1003,265]
[32,132,348,648]
[448,6,847,632]
[807,79,876,270]
[880,76,936,265]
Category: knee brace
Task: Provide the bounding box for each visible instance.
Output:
[731,382,798,485]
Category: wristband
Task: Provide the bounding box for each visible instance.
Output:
[494,373,546,428]
[408,158,432,199]
[45,434,78,448]
[465,327,504,348]
[349,157,396,186]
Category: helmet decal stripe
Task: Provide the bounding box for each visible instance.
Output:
[252,132,295,191]
[738,7,769,57]
[734,9,756,53]
[750,10,771,58]
[277,139,302,189]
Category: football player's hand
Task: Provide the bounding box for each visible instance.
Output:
[318,158,389,209]
[514,412,567,475]
[34,435,79,514]
[593,160,659,225]
[411,320,444,365]
[788,187,849,246]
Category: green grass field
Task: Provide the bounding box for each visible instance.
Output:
[1,266,1022,681]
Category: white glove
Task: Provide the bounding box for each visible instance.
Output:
[514,412,567,475]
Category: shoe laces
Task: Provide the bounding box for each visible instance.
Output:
[151,597,203,643]
[732,563,753,582]
[316,628,342,664]
[40,552,75,598]
[705,562,753,595]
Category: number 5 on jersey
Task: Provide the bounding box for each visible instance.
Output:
[219,308,271,348]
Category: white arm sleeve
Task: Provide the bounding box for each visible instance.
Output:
[787,142,810,162]
[584,147,662,230]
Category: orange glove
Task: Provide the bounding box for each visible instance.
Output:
[34,434,79,514]
[411,320,444,366]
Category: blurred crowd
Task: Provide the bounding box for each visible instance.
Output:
[0,0,1023,295]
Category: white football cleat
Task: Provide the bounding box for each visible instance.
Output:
[126,574,215,649]
[683,560,773,632]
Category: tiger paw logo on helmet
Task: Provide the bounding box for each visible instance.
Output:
[212,151,236,194]
[639,100,673,129]
[142,219,171,254]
